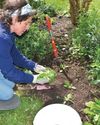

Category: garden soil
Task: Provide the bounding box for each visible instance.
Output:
[16,16,100,122]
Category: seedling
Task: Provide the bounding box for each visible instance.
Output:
[64,81,76,89]
[63,93,73,104]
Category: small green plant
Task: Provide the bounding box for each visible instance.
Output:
[83,98,100,125]
[63,81,76,89]
[63,93,73,104]
[37,68,57,83]
[60,64,69,70]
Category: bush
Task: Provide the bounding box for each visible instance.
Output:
[29,0,45,9]
[29,0,57,17]
[71,9,100,84]
[71,10,99,59]
[16,24,52,63]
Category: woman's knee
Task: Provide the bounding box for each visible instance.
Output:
[0,88,14,100]
[4,90,13,100]
[0,71,15,88]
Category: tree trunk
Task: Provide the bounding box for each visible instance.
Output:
[69,0,92,25]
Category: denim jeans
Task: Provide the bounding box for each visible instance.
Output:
[0,71,15,100]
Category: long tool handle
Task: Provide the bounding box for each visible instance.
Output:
[46,15,51,32]
[46,15,58,57]
[51,38,58,58]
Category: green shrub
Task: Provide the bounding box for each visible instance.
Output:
[29,0,57,17]
[29,0,44,9]
[71,10,99,59]
[16,24,52,62]
[88,45,100,84]
[71,9,100,84]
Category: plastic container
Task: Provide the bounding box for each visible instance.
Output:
[33,104,82,125]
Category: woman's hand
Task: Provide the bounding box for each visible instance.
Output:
[32,74,49,84]
[34,64,46,73]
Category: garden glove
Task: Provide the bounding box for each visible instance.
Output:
[34,63,46,73]
[32,74,49,84]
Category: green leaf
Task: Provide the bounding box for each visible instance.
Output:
[38,68,57,83]
[83,122,93,125]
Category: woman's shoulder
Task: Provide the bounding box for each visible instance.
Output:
[0,22,10,40]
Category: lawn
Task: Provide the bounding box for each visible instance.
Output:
[45,0,69,12]
[91,0,100,9]
[0,96,43,125]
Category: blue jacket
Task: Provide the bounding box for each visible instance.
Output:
[0,22,35,83]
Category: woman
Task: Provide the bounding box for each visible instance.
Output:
[0,0,49,109]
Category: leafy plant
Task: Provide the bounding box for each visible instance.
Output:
[71,10,99,59]
[71,8,100,84]
[63,93,73,104]
[29,0,45,9]
[37,67,57,83]
[83,98,100,125]
[89,45,100,84]
[29,0,57,17]
[63,81,76,89]
[16,24,52,62]
[39,4,57,17]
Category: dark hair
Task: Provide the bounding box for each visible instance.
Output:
[3,0,27,10]
[18,11,36,22]
[0,0,36,25]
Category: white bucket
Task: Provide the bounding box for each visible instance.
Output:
[33,104,82,125]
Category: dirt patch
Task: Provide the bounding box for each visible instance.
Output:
[31,63,96,121]
[17,62,98,122]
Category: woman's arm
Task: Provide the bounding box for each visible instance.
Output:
[11,43,36,71]
[0,38,33,83]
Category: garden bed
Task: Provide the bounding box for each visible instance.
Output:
[16,16,100,123]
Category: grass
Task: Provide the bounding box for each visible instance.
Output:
[90,0,100,16]
[0,95,43,125]
[45,0,100,14]
[91,0,100,9]
[45,0,69,12]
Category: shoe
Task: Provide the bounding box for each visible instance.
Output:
[0,94,20,110]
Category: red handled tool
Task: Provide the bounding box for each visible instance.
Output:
[46,15,58,58]
[46,16,72,83]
